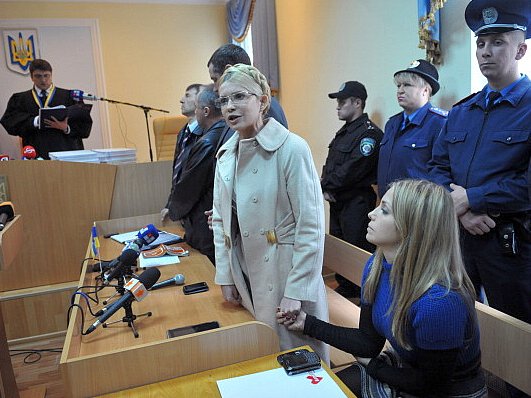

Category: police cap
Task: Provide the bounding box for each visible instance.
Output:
[465,0,531,39]
[328,81,368,101]
[394,59,440,95]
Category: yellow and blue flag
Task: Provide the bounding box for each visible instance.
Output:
[91,223,100,257]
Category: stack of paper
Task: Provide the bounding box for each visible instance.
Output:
[48,148,136,164]
[93,148,136,164]
[49,150,100,163]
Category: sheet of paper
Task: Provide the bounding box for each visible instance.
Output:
[217,367,347,398]
[139,254,180,268]
[111,230,182,248]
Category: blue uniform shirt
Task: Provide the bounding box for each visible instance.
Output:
[378,102,447,198]
[430,76,531,214]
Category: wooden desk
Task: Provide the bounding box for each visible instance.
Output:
[99,346,357,397]
[60,214,279,398]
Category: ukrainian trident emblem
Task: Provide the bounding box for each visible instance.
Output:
[2,30,40,75]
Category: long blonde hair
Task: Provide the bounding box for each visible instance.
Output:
[362,179,476,349]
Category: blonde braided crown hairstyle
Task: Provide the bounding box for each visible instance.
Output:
[218,63,271,115]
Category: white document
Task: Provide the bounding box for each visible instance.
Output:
[217,367,347,398]
[111,230,182,249]
[138,254,180,268]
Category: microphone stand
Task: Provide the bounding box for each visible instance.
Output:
[102,268,152,338]
[98,96,169,162]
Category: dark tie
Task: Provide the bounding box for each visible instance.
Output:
[486,91,501,111]
[402,116,411,131]
[40,90,48,106]
[172,126,192,182]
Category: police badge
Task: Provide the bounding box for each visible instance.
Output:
[360,137,376,157]
[482,7,498,25]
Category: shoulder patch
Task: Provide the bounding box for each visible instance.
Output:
[429,107,448,117]
[453,92,480,107]
[360,137,376,157]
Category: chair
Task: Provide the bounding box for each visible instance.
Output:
[153,115,188,161]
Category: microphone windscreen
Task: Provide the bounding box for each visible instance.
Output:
[70,90,83,100]
[0,202,15,219]
[22,145,37,159]
[137,224,159,245]
[119,249,139,266]
[138,267,161,290]
[175,274,185,285]
[0,154,10,161]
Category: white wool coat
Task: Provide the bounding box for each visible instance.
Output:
[213,118,329,363]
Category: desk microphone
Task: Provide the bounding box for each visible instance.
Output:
[150,274,185,290]
[71,89,100,101]
[103,249,139,285]
[86,267,160,334]
[125,224,159,253]
[0,202,15,231]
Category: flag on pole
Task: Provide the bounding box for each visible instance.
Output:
[91,223,100,257]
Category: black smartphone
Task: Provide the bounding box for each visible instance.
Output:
[166,321,220,338]
[183,281,209,295]
[277,349,321,375]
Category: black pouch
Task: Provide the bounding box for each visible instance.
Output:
[497,222,518,255]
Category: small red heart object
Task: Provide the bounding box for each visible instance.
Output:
[306,375,323,384]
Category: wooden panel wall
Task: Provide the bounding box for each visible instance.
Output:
[0,161,116,291]
[109,160,172,219]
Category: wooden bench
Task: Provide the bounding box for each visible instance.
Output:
[323,233,531,395]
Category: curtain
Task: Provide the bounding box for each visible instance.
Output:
[251,0,280,94]
[227,0,256,42]
[418,0,446,64]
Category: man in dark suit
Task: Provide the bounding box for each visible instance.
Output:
[168,86,226,264]
[1,59,92,159]
[160,83,204,222]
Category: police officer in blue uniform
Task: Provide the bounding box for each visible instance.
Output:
[430,0,530,336]
[378,59,447,198]
[322,81,383,298]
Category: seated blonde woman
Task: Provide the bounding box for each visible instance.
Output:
[278,179,486,397]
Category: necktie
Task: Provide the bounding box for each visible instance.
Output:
[40,90,48,106]
[172,126,192,182]
[486,91,501,111]
[402,116,411,131]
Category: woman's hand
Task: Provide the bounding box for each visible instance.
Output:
[278,297,301,320]
[221,285,241,306]
[276,309,307,332]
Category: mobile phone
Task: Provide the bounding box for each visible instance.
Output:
[166,321,220,338]
[277,349,321,375]
[183,281,209,295]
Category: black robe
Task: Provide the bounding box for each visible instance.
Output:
[1,87,93,159]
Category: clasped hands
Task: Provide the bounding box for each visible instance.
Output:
[450,183,495,235]
[276,298,305,331]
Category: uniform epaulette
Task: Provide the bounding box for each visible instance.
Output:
[429,106,448,117]
[452,92,480,107]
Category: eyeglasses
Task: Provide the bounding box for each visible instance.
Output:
[215,91,257,108]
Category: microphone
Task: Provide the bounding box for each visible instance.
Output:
[0,154,10,161]
[103,249,139,285]
[124,224,159,253]
[86,267,160,334]
[100,225,158,283]
[0,202,15,231]
[22,145,37,160]
[71,89,100,101]
[150,274,185,290]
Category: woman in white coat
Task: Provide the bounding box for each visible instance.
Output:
[213,64,329,363]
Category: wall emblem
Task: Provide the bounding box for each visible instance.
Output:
[3,30,40,75]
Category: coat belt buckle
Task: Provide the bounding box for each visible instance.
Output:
[266,230,277,244]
